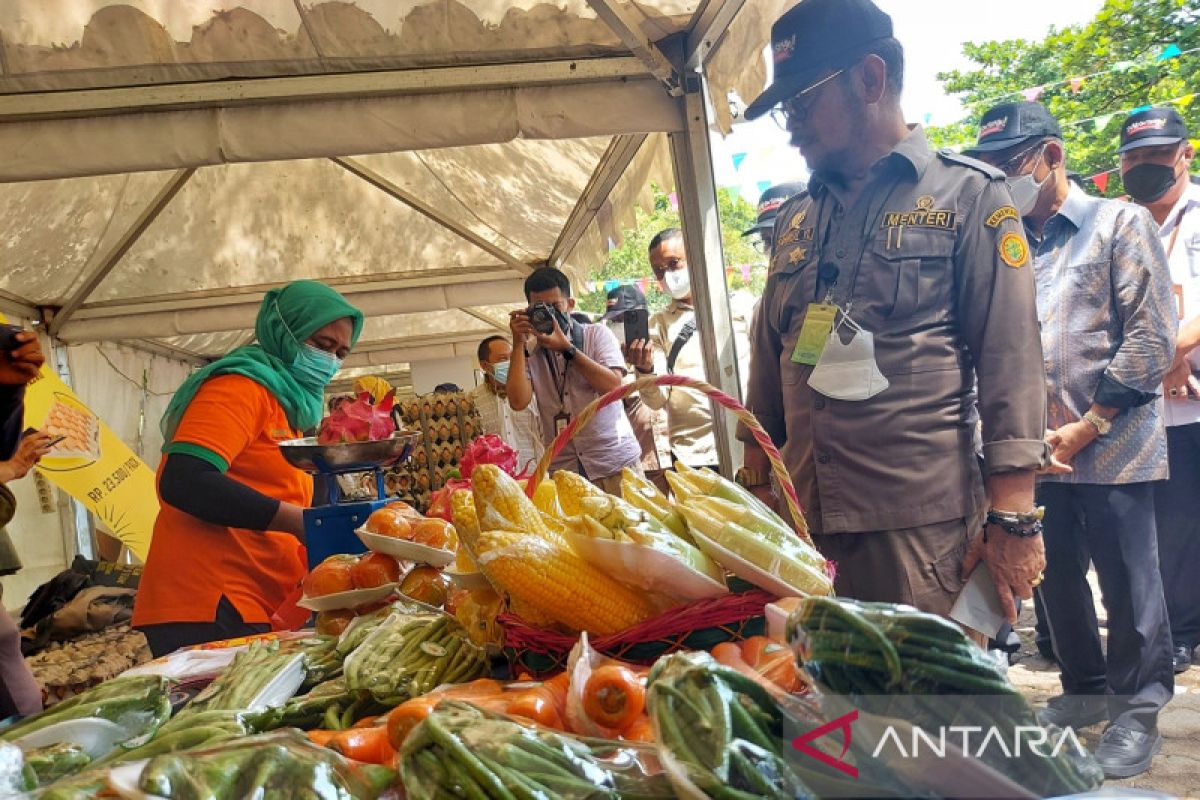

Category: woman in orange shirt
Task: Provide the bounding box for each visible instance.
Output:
[133,281,363,656]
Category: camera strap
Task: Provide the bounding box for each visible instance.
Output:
[543,348,570,411]
[666,319,696,374]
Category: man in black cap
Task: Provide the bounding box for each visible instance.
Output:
[967,101,1176,778]
[744,181,808,259]
[1119,106,1200,676]
[736,0,1049,637]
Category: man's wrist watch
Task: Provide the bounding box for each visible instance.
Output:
[1082,410,1111,436]
[562,345,577,361]
[735,467,769,488]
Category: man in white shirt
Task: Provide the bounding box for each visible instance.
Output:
[625,228,753,468]
[468,335,542,474]
[1119,106,1200,674]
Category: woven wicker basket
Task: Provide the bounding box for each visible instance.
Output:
[502,373,813,678]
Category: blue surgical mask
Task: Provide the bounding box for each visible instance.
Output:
[292,343,342,389]
[491,360,510,385]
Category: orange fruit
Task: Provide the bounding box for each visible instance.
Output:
[315,608,356,636]
[303,555,356,597]
[366,507,413,539]
[409,518,455,550]
[399,566,450,608]
[351,552,402,589]
[386,501,422,519]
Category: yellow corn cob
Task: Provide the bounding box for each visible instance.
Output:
[622,468,690,539]
[472,464,551,539]
[532,479,561,517]
[509,597,561,629]
[474,530,655,634]
[552,470,605,517]
[451,489,481,555]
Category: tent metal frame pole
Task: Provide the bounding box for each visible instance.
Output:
[119,338,208,366]
[48,168,194,336]
[0,290,36,320]
[686,0,749,68]
[0,58,652,121]
[668,73,742,476]
[549,133,647,270]
[462,308,511,333]
[585,0,680,93]
[331,156,533,275]
[50,341,95,561]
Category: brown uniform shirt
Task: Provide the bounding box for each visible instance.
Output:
[740,127,1049,535]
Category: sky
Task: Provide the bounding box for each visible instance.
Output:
[712,0,1105,203]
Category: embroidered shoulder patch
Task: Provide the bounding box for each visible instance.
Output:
[985,205,1019,228]
[998,231,1028,268]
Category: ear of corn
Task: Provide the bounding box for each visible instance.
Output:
[471,464,551,539]
[531,479,561,517]
[450,489,481,555]
[622,468,689,539]
[551,470,599,517]
[664,470,703,502]
[474,530,655,634]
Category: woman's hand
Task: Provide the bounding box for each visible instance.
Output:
[270,502,307,543]
[0,430,55,482]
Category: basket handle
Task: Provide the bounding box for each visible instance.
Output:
[525,373,812,546]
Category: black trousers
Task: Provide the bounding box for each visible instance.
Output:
[1037,481,1174,732]
[136,596,270,659]
[1153,423,1200,650]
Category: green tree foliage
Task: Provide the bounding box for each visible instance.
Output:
[928,0,1199,197]
[576,185,765,317]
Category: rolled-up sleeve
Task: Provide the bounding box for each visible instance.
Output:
[737,288,787,447]
[954,179,1049,474]
[1094,206,1176,409]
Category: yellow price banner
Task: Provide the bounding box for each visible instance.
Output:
[1,316,157,559]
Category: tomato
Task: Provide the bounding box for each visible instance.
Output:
[409,518,456,550]
[314,608,356,636]
[365,506,412,539]
[350,552,402,589]
[302,555,356,597]
[398,566,450,608]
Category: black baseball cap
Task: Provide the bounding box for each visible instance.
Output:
[964,102,1063,155]
[743,182,807,236]
[1118,107,1189,153]
[745,0,893,121]
[601,284,647,321]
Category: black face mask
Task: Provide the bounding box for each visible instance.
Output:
[1122,158,1181,203]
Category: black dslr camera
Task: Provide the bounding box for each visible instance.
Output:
[527,303,561,336]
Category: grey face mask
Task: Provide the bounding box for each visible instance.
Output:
[807,316,889,402]
[1005,148,1050,216]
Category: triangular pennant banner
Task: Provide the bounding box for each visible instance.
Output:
[756,180,771,194]
[741,265,753,282]
[1069,76,1085,93]
[1021,86,1044,102]
[1092,172,1110,193]
[1176,94,1196,110]
[638,278,649,294]
[731,152,747,171]
[668,191,679,211]
[923,112,932,125]
[604,279,619,292]
[1094,113,1115,130]
[1131,104,1152,114]
[1158,44,1182,61]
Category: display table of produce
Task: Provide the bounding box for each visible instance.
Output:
[0,377,1106,798]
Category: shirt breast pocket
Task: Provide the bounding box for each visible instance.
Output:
[867,228,955,319]
[1058,260,1109,328]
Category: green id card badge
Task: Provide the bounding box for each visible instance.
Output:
[790,303,838,365]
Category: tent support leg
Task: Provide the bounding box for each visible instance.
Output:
[668,73,742,476]
[50,341,95,562]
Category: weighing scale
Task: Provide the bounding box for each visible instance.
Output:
[278,432,421,570]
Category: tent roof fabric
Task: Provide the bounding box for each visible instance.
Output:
[0,0,770,376]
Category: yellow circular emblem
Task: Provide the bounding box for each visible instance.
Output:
[916,195,935,210]
[999,231,1028,268]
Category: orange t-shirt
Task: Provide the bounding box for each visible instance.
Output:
[132,375,312,627]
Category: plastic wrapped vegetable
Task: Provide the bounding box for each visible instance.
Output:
[90,708,252,768]
[0,675,171,749]
[648,651,814,799]
[177,639,304,716]
[787,597,1104,797]
[344,605,487,704]
[134,729,396,799]
[400,701,675,800]
[20,743,91,787]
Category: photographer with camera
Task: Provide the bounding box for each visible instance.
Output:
[506,268,642,493]
[1,323,52,718]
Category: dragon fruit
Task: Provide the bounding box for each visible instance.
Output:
[317,390,396,444]
[459,433,521,478]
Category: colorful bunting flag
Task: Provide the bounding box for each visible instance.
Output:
[740,265,753,282]
[731,153,747,171]
[1092,172,1110,193]
[1131,104,1152,114]
[923,112,932,125]
[1069,76,1085,93]
[756,180,771,194]
[668,192,679,211]
[1021,86,1045,102]
[1158,44,1182,61]
[637,278,650,294]
[604,279,619,292]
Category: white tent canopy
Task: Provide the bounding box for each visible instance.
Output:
[0,0,781,595]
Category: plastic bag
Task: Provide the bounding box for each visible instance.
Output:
[564,634,650,739]
[399,700,673,800]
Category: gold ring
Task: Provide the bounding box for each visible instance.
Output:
[1030,572,1044,588]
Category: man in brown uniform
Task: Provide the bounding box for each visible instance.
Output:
[736,0,1049,621]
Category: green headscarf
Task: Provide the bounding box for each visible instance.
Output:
[161,281,364,449]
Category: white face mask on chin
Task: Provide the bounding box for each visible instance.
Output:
[807,317,889,401]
